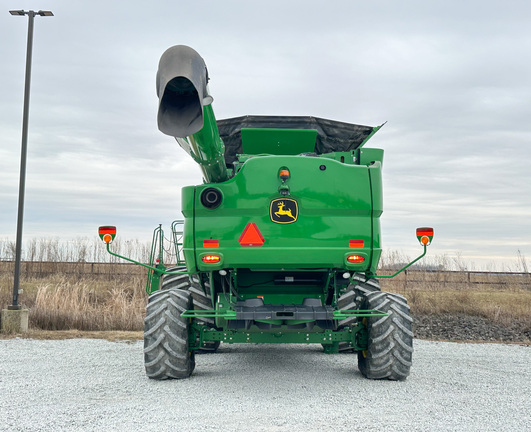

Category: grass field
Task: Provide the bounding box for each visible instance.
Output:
[1,261,530,339]
[381,274,531,331]
[0,270,146,332]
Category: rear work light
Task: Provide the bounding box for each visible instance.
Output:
[201,187,223,209]
[347,254,365,264]
[202,254,221,263]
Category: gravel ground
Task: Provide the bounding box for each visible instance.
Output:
[414,313,531,342]
[0,338,529,431]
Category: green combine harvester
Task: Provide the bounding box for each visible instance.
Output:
[99,45,433,381]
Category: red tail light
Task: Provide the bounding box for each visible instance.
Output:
[347,254,365,263]
[416,228,433,237]
[202,254,221,263]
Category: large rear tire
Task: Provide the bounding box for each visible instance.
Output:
[160,266,190,290]
[336,274,380,352]
[161,267,220,353]
[189,274,221,352]
[144,289,195,380]
[357,291,414,380]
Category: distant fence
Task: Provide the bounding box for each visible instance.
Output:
[379,269,531,290]
[0,261,530,288]
[0,261,147,279]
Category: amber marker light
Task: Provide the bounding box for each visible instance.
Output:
[279,169,290,180]
[202,254,221,263]
[349,240,364,248]
[203,240,219,248]
[347,254,365,263]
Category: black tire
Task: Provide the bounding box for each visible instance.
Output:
[188,274,221,352]
[357,291,414,380]
[144,289,195,380]
[161,267,220,353]
[336,274,380,352]
[188,274,216,327]
[160,266,190,290]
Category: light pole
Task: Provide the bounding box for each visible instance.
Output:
[8,10,54,311]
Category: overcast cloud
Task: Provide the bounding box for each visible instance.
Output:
[1,0,530,269]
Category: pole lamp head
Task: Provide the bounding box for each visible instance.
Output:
[416,227,434,246]
[9,10,54,17]
[98,226,117,244]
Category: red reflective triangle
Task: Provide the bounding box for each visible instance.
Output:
[239,223,265,247]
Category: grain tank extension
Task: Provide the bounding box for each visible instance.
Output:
[100,45,433,380]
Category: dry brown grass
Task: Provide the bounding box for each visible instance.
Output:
[1,263,530,335]
[381,272,531,332]
[32,280,146,331]
[0,273,147,331]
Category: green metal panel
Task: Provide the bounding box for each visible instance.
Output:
[358,147,384,166]
[368,161,384,274]
[241,128,318,155]
[191,324,369,351]
[186,155,377,272]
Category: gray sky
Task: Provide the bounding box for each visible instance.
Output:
[1,0,530,270]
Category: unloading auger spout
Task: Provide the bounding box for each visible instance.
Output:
[156,45,229,183]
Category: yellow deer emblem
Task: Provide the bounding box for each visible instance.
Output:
[274,201,296,220]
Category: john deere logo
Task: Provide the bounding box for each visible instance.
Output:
[270,198,298,224]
